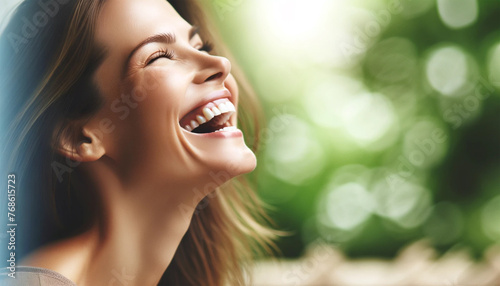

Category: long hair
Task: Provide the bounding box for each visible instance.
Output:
[0,1,276,285]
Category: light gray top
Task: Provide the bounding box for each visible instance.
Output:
[0,266,77,286]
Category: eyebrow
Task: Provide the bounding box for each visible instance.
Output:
[122,26,200,77]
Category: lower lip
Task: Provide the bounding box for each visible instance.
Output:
[196,129,243,138]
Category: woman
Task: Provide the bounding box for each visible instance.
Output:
[0,0,275,285]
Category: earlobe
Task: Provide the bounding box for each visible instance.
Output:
[55,127,106,162]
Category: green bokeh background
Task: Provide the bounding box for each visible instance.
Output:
[208,0,500,259]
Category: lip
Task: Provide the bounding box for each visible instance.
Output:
[190,128,243,138]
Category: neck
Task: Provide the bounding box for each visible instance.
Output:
[75,165,201,286]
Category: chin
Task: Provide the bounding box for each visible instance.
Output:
[225,146,257,176]
[203,139,257,181]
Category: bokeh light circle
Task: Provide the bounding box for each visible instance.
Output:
[481,196,500,241]
[437,0,478,29]
[425,46,471,97]
[264,114,325,185]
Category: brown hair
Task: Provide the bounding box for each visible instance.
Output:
[0,0,276,285]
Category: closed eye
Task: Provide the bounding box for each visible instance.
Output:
[146,48,174,65]
[146,40,213,66]
[199,41,213,53]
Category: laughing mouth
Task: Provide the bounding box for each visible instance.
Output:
[180,98,236,134]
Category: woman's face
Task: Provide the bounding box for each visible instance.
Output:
[89,0,256,190]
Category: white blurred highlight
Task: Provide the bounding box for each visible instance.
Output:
[426,46,471,96]
[437,0,478,29]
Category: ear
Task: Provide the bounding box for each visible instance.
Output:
[54,126,106,162]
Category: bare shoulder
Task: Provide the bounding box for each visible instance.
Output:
[20,231,95,281]
[21,238,77,269]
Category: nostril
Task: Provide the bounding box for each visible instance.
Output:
[205,72,223,82]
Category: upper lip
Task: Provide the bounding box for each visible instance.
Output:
[179,88,233,122]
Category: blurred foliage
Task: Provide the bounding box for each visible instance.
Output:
[208,0,500,259]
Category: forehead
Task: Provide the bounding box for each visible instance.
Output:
[95,0,190,52]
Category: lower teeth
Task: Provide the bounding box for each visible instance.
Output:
[215,126,237,132]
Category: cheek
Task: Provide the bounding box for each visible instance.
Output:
[104,72,192,180]
[122,68,190,118]
[129,72,185,136]
[124,69,197,144]
[226,74,239,103]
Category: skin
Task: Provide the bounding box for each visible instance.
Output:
[21,0,256,285]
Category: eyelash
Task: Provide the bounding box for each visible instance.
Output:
[200,41,213,53]
[147,48,174,65]
[146,41,214,65]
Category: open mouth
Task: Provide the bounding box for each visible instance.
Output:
[180,98,236,134]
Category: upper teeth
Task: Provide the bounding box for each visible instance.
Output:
[196,115,207,124]
[185,101,236,131]
[203,108,215,120]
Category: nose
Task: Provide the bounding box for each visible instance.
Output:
[193,53,231,85]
